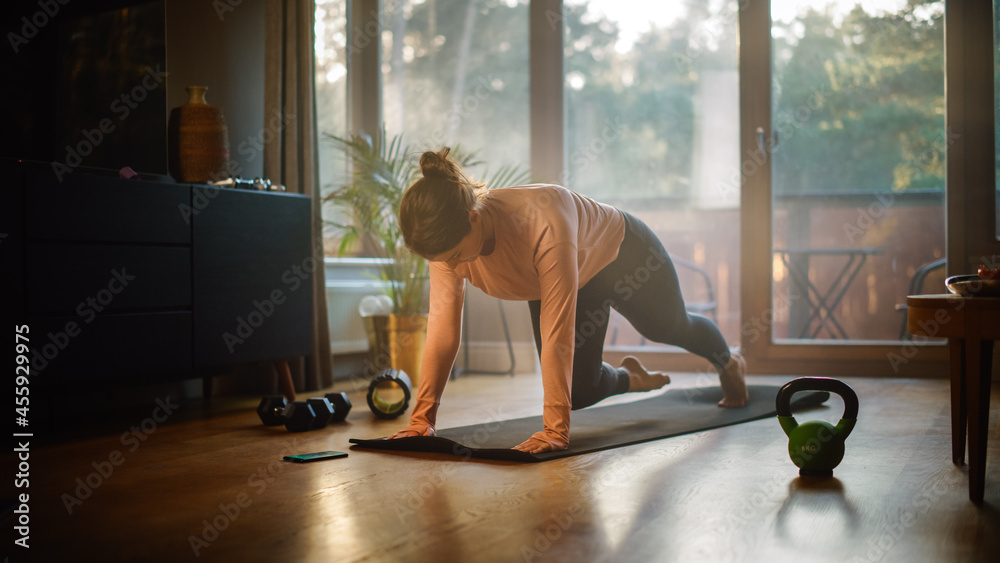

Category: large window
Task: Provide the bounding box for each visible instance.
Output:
[318,0,530,256]
[315,0,349,256]
[995,0,1000,240]
[381,0,530,172]
[315,0,996,375]
[564,1,741,346]
[769,1,946,342]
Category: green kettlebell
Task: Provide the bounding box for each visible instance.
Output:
[775,377,858,476]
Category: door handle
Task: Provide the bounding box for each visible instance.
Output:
[756,127,778,158]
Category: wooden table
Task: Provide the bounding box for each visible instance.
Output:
[774,247,882,338]
[907,294,999,503]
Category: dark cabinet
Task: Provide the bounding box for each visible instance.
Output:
[4,164,313,387]
[191,186,314,366]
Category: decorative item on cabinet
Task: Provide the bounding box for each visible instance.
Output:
[167,86,231,183]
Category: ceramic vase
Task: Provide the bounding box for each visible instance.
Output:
[168,86,230,183]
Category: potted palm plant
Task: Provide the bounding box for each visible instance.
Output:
[323,127,528,384]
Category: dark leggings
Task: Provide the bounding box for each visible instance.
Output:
[528,211,731,410]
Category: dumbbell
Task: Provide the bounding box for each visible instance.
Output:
[257,392,353,432]
[323,392,353,422]
[257,393,352,431]
[257,396,320,432]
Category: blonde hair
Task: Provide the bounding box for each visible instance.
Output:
[400,148,486,259]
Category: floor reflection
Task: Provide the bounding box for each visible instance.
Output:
[775,476,860,549]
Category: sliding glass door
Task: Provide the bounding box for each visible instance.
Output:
[770,0,945,342]
[559,1,743,362]
[741,0,949,376]
[316,0,994,376]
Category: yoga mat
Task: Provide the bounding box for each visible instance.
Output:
[349,385,830,462]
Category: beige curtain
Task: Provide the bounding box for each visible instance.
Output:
[263,0,333,391]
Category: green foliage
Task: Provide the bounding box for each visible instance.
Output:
[322,128,424,315]
[318,0,953,242]
[374,0,945,199]
[380,0,531,172]
[771,1,945,194]
[322,126,528,316]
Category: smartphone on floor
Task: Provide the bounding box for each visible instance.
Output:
[283,451,348,463]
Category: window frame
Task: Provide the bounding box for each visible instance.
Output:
[339,0,998,377]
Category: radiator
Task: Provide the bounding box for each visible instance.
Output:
[324,258,390,355]
[325,258,537,375]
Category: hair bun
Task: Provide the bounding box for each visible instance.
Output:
[420,148,459,181]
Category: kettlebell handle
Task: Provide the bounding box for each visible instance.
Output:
[775,377,858,420]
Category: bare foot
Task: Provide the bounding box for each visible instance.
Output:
[718,352,748,407]
[622,356,671,392]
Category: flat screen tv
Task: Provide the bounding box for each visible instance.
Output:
[2,0,167,177]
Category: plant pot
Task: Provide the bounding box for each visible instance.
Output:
[387,314,427,387]
[363,315,391,372]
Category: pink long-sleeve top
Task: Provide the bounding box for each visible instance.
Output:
[406,184,627,447]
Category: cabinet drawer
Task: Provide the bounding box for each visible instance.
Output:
[28,312,192,379]
[26,244,191,313]
[193,187,313,366]
[25,170,191,243]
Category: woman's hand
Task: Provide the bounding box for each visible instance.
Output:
[512,435,568,455]
[386,424,436,440]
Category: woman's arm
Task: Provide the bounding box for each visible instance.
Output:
[389,263,465,438]
[512,241,579,454]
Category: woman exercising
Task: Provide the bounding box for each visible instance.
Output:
[389,148,747,454]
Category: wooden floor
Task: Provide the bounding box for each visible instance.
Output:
[3,371,999,562]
